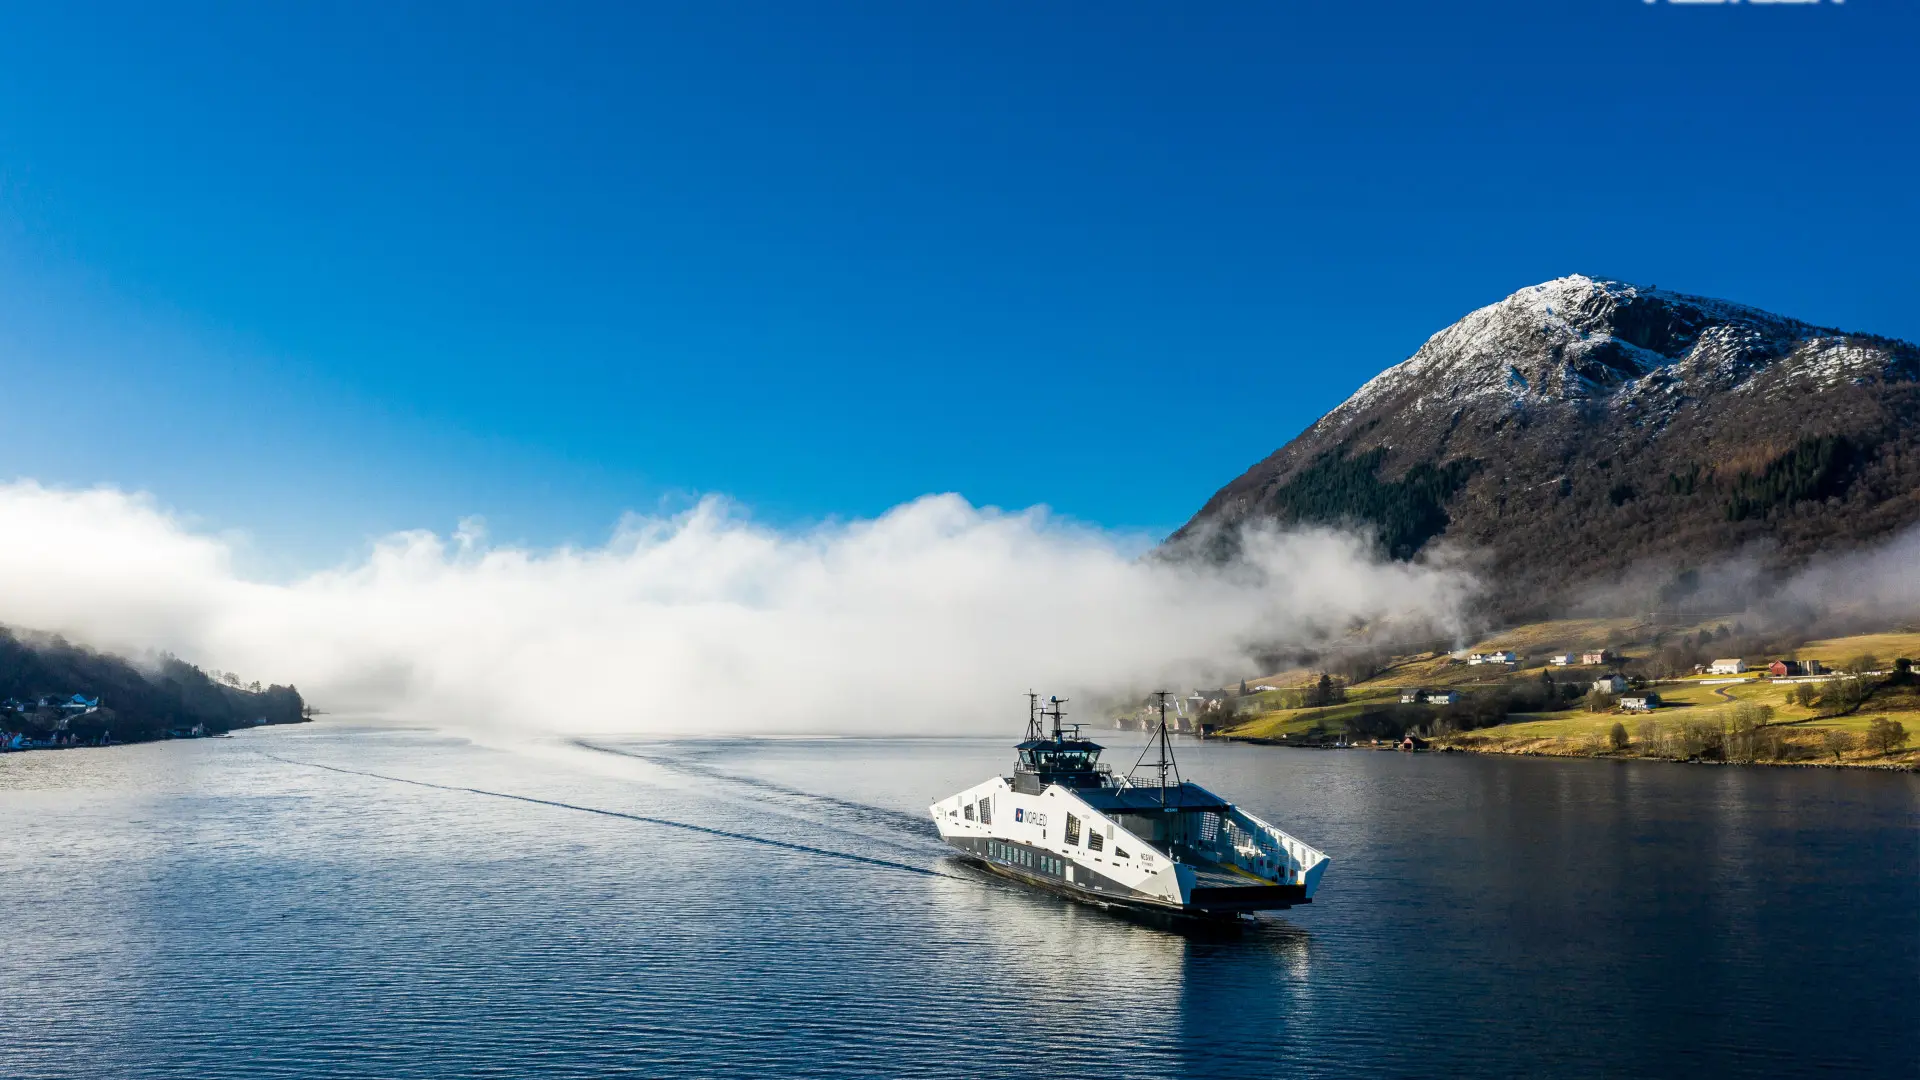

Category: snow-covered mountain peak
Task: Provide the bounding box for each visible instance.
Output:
[1326,274,1834,429]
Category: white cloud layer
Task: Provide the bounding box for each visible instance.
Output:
[0,481,1477,735]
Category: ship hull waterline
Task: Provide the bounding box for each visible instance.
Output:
[955,851,1313,920]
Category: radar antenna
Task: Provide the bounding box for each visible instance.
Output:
[1025,691,1043,741]
[1042,696,1067,741]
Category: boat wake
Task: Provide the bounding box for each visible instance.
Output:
[572,739,940,841]
[257,751,956,881]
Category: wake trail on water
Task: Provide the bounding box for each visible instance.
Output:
[572,739,940,841]
[257,751,959,881]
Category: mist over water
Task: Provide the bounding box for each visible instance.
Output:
[0,481,1473,735]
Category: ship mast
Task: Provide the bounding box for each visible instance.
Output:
[1025,691,1043,742]
[1128,690,1183,805]
[1043,695,1067,741]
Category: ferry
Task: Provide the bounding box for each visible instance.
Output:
[931,694,1330,917]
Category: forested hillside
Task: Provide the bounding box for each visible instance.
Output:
[0,628,305,743]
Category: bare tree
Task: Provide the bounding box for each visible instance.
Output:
[1866,717,1910,756]
[1822,729,1854,762]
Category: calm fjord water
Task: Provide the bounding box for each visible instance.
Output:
[1,726,1913,1079]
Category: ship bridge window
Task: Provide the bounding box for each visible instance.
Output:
[1064,814,1082,846]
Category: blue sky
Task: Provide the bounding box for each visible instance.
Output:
[0,1,1913,571]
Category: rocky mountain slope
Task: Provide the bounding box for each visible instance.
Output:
[1172,275,1920,618]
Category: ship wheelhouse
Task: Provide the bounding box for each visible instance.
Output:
[1012,737,1112,794]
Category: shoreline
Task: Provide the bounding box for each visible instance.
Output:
[1211,733,1920,771]
[1,720,309,756]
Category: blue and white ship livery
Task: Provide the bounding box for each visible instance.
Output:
[932,695,1330,917]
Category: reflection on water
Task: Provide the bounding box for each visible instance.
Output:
[0,726,1912,1079]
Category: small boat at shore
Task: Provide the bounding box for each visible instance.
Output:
[931,694,1331,918]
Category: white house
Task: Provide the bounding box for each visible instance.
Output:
[1187,689,1229,713]
[1468,650,1518,666]
[1708,659,1747,675]
[1620,694,1660,712]
[1401,689,1423,704]
[1592,675,1629,695]
[1549,653,1574,666]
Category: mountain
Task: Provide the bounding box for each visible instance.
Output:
[1172,275,1920,618]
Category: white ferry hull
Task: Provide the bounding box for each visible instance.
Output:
[931,775,1329,917]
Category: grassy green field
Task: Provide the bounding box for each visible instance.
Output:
[1796,631,1920,667]
[1222,701,1374,740]
[1216,626,1920,767]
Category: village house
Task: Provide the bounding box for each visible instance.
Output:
[1468,650,1518,666]
[1549,653,1574,666]
[1581,650,1611,666]
[1769,660,1825,677]
[1424,690,1460,706]
[1400,689,1423,704]
[1708,658,1748,675]
[1592,674,1629,695]
[1185,689,1229,717]
[1620,694,1661,712]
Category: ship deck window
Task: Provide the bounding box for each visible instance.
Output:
[964,803,974,821]
[977,799,992,825]
[1064,814,1082,845]
[1200,813,1221,841]
[1115,847,1130,859]
[1087,832,1104,852]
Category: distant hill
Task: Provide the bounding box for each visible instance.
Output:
[0,628,305,743]
[1171,275,1920,617]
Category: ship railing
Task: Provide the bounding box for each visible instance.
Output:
[1124,773,1183,788]
[1221,808,1330,887]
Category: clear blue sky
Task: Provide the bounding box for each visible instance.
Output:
[1,1,1913,571]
